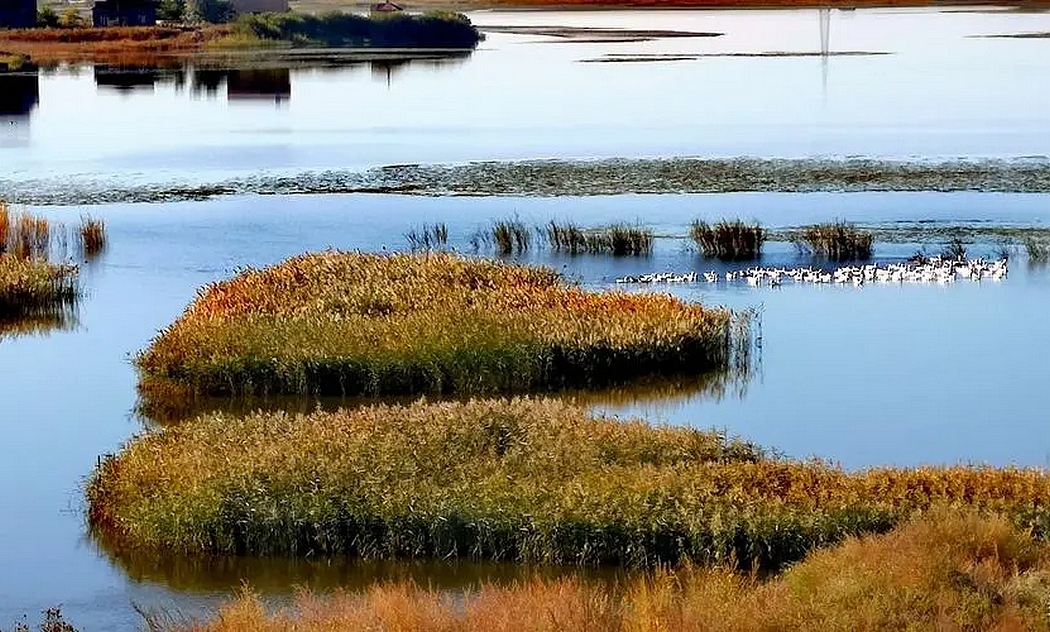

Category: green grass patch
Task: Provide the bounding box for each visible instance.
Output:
[230,11,483,49]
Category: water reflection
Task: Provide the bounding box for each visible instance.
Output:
[0,71,39,116]
[137,364,757,427]
[227,68,291,104]
[0,309,78,342]
[0,71,39,148]
[93,536,628,594]
[86,53,472,102]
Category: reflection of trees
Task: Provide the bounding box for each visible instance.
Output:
[0,72,40,116]
[93,65,158,91]
[227,68,290,103]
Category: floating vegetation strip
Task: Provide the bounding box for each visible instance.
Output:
[90,397,1050,569]
[171,510,1050,632]
[8,157,1050,206]
[137,252,738,398]
[690,220,765,261]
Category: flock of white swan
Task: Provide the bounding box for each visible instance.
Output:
[615,256,1010,287]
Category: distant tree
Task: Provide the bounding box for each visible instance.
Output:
[37,6,60,28]
[191,0,235,24]
[58,7,87,28]
[158,0,188,22]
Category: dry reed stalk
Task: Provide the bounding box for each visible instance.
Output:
[79,216,106,258]
[170,510,1050,632]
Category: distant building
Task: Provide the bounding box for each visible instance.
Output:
[92,0,157,27]
[229,0,288,13]
[371,1,403,13]
[0,0,37,29]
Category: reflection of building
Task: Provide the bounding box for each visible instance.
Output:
[0,72,39,116]
[94,65,158,91]
[227,69,290,104]
[230,0,289,12]
[92,0,157,27]
[0,0,36,28]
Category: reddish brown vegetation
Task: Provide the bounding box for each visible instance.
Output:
[0,26,228,64]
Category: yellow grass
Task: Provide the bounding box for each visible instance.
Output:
[90,397,1050,571]
[172,509,1050,631]
[136,252,740,399]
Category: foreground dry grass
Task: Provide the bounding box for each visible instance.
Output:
[137,252,739,399]
[175,510,1050,631]
[90,397,1050,571]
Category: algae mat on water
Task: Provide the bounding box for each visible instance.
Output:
[90,398,1050,570]
[136,252,741,399]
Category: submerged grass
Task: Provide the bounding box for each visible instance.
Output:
[136,252,738,398]
[690,220,765,261]
[544,222,652,256]
[170,510,1050,632]
[793,221,874,261]
[1026,238,1050,264]
[90,397,1050,570]
[405,223,449,251]
[79,216,106,258]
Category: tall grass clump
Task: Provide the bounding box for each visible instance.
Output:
[136,252,739,399]
[793,221,873,261]
[405,223,448,251]
[0,255,78,319]
[544,221,652,256]
[1025,238,1050,265]
[79,216,106,258]
[174,510,1050,631]
[490,219,530,255]
[90,397,1050,569]
[690,220,765,261]
[941,236,968,261]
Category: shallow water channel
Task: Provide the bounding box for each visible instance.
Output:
[2,6,1050,630]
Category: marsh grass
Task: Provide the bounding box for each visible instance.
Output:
[0,255,78,319]
[544,222,652,256]
[940,237,968,261]
[491,218,530,255]
[1025,238,1050,265]
[792,222,874,261]
[170,510,1050,632]
[690,220,765,261]
[135,253,739,399]
[405,223,449,251]
[79,216,106,258]
[90,396,1050,570]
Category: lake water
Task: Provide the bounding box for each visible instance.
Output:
[2,7,1050,630]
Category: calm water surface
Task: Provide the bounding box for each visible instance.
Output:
[2,6,1050,630]
[1,7,1049,189]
